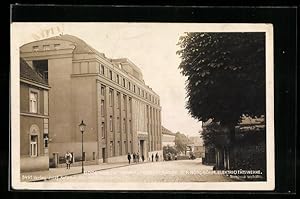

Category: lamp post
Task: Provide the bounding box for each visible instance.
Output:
[79,120,86,173]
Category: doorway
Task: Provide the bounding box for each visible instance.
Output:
[139,140,144,157]
[102,148,106,163]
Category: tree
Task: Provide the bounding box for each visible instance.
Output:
[177,33,265,168]
[174,132,190,153]
[177,32,265,126]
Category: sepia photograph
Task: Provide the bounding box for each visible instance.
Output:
[10,23,274,190]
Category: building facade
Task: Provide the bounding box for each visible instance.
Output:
[20,58,50,172]
[20,34,162,166]
[161,126,176,147]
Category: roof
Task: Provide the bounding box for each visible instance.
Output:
[43,34,103,55]
[161,126,176,136]
[20,58,48,85]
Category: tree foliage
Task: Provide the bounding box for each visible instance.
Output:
[177,33,265,126]
[175,132,190,153]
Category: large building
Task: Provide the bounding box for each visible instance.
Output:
[161,126,176,147]
[20,34,162,166]
[20,58,50,172]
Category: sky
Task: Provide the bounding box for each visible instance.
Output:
[12,22,208,137]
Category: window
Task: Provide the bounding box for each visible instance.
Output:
[101,100,105,116]
[101,122,105,138]
[117,117,120,133]
[109,89,113,106]
[93,152,96,160]
[128,82,131,90]
[29,91,38,113]
[109,116,113,132]
[54,44,60,50]
[101,65,105,75]
[123,141,127,154]
[109,70,113,80]
[133,85,136,93]
[123,78,126,87]
[44,134,48,148]
[118,141,121,155]
[43,91,48,115]
[123,95,126,110]
[30,135,38,157]
[43,45,50,51]
[101,86,105,96]
[33,46,39,52]
[116,92,120,108]
[116,74,120,84]
[138,88,140,95]
[128,97,132,113]
[146,93,148,99]
[142,90,144,97]
[110,141,114,156]
[129,120,132,134]
[123,118,126,134]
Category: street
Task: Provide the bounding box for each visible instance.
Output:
[47,159,234,183]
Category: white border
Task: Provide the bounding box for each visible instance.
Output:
[10,23,274,191]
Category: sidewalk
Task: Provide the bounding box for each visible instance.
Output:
[21,161,132,182]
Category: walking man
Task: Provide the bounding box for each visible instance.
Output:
[133,152,136,163]
[151,153,154,162]
[155,153,159,162]
[127,153,131,164]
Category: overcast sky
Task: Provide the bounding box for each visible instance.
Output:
[12,23,209,137]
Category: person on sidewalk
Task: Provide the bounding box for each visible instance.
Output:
[151,153,154,162]
[65,151,72,169]
[155,153,159,162]
[136,152,140,163]
[127,153,131,164]
[133,152,136,164]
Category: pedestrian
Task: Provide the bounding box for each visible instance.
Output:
[64,151,72,169]
[133,152,136,163]
[151,153,154,162]
[155,153,159,162]
[127,153,131,164]
[142,154,145,162]
[137,152,140,163]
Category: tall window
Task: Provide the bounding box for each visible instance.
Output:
[128,82,131,90]
[109,70,113,80]
[128,97,132,113]
[101,100,105,116]
[101,65,105,75]
[116,74,120,84]
[123,118,126,134]
[101,122,105,138]
[109,116,113,132]
[129,120,132,134]
[116,92,120,108]
[138,88,140,95]
[110,141,114,156]
[30,135,38,157]
[123,78,126,87]
[118,141,121,155]
[123,95,126,110]
[101,86,105,96]
[29,91,38,113]
[133,85,136,93]
[117,117,120,133]
[124,141,127,154]
[109,89,113,106]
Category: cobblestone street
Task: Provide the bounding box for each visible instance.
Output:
[46,159,234,183]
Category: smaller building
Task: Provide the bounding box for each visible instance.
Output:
[161,126,176,147]
[20,58,50,172]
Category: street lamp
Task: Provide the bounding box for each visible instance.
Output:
[79,120,86,173]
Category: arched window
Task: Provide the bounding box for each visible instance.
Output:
[29,124,40,157]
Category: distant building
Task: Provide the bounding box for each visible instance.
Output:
[189,136,205,158]
[20,58,50,172]
[161,126,176,147]
[20,34,162,166]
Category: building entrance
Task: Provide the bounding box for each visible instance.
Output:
[139,140,144,157]
[102,148,106,163]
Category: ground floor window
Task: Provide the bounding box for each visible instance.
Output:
[30,135,38,157]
